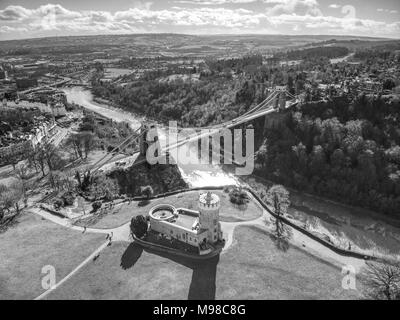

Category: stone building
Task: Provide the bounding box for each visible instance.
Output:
[148,192,223,254]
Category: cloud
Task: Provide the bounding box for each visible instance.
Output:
[328,4,340,9]
[377,8,398,14]
[0,25,28,33]
[0,5,31,21]
[265,0,322,17]
[174,0,256,4]
[0,3,399,39]
[269,13,400,36]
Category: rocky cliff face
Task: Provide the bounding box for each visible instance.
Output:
[109,158,188,196]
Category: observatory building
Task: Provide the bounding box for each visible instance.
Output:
[148,192,223,254]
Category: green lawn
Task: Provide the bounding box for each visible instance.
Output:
[0,212,106,299]
[44,225,362,300]
[78,190,263,229]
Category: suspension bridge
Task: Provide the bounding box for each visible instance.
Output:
[89,88,299,174]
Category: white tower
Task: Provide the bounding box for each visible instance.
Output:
[198,192,223,244]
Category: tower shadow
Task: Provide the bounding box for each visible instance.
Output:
[120,242,143,270]
[142,247,219,300]
[188,255,219,300]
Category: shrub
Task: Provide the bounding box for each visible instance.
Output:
[92,201,102,212]
[140,185,154,199]
[229,187,249,205]
[130,215,148,239]
[53,198,64,210]
[89,176,120,201]
[61,192,75,206]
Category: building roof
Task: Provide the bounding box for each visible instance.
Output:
[149,204,207,235]
[199,192,220,207]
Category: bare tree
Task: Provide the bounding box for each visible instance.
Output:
[0,181,24,218]
[362,262,400,300]
[263,185,292,251]
[32,140,64,176]
[13,163,33,203]
[66,132,97,160]
[50,170,75,191]
[0,184,7,221]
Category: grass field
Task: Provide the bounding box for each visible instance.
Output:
[45,225,362,300]
[0,212,106,299]
[78,190,263,229]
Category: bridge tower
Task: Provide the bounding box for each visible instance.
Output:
[279,91,286,111]
[139,122,159,157]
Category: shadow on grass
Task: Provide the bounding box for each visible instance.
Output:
[120,242,143,270]
[188,255,219,300]
[140,246,220,300]
[138,199,150,207]
[269,234,290,252]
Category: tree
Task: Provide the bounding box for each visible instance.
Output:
[264,185,292,251]
[33,140,63,176]
[0,181,24,218]
[50,170,74,192]
[255,142,268,168]
[67,132,97,160]
[2,152,19,170]
[362,262,400,300]
[229,187,249,205]
[13,163,33,201]
[42,140,63,171]
[140,185,154,199]
[89,176,119,201]
[130,215,148,239]
[92,201,102,212]
[383,78,396,91]
[0,184,8,220]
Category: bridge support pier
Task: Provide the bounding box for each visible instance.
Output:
[279,91,286,111]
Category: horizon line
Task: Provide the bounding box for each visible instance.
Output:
[0,32,399,43]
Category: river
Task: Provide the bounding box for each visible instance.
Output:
[63,86,400,261]
[62,87,239,188]
[330,53,355,64]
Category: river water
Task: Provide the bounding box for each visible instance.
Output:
[63,86,400,261]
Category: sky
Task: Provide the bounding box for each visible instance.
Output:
[0,0,399,40]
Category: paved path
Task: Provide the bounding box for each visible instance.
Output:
[29,207,130,242]
[30,188,366,300]
[34,240,110,300]
[220,192,366,272]
[30,206,130,300]
[31,193,366,273]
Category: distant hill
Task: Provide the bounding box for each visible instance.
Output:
[0,34,396,58]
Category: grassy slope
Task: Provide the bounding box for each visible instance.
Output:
[0,212,105,299]
[79,190,263,229]
[45,225,362,300]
